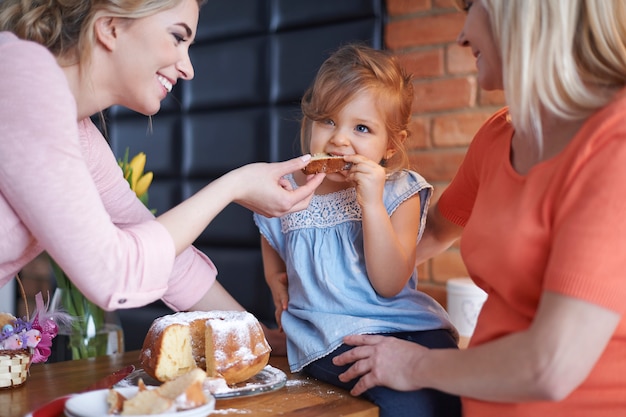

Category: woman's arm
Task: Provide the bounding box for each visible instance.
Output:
[415,202,464,265]
[157,158,325,256]
[335,291,620,401]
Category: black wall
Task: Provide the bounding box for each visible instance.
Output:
[105,0,386,351]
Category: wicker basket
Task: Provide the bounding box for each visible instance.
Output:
[0,275,33,389]
[0,349,32,389]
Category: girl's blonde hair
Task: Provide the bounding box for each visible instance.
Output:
[456,0,626,154]
[0,0,205,65]
[300,44,414,174]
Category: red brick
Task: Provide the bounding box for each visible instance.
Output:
[447,44,475,74]
[434,0,458,9]
[383,4,498,288]
[407,116,431,149]
[432,111,492,147]
[417,283,448,308]
[431,249,468,283]
[409,149,466,182]
[412,77,477,113]
[397,49,444,78]
[386,13,466,50]
[387,0,431,16]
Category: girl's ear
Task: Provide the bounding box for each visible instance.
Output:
[385,130,408,160]
[94,16,119,52]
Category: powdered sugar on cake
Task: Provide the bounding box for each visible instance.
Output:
[140,310,271,385]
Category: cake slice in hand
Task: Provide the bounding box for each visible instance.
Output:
[302,154,352,175]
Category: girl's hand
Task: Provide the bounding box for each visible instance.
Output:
[266,271,289,330]
[342,155,387,207]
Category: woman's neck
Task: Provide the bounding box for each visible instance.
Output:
[60,60,111,121]
[510,116,586,175]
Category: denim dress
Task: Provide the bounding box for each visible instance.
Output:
[253,170,457,372]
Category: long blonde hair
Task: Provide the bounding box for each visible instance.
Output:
[300,44,414,174]
[0,0,205,65]
[457,0,626,153]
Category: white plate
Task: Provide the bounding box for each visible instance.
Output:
[209,365,287,399]
[118,365,287,399]
[64,386,215,417]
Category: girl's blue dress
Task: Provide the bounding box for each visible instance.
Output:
[253,170,457,372]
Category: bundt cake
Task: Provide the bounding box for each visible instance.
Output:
[140,311,271,385]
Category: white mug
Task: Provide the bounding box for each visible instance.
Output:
[446,277,487,338]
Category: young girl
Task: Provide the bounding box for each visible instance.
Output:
[253,44,461,417]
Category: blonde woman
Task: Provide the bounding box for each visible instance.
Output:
[0,0,323,350]
[335,1,626,415]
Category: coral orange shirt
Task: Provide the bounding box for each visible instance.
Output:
[438,93,626,416]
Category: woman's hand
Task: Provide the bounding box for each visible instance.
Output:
[261,322,287,356]
[157,155,323,255]
[231,155,325,217]
[336,292,622,402]
[333,334,426,395]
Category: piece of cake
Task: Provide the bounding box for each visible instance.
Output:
[140,311,271,385]
[302,154,352,175]
[107,388,126,414]
[112,368,209,415]
[120,389,174,415]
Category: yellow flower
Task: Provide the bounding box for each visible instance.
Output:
[118,148,154,209]
[126,152,152,198]
[134,170,153,199]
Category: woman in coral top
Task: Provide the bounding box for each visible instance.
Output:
[0,0,323,350]
[334,0,626,416]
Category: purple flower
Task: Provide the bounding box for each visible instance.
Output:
[29,292,70,363]
[30,316,58,363]
[31,331,53,363]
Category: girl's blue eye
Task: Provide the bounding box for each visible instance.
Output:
[356,124,369,133]
[324,119,335,126]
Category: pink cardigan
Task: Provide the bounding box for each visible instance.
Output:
[0,32,215,311]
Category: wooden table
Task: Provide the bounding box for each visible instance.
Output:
[4,351,379,417]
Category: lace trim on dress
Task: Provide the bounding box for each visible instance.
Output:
[280,185,361,232]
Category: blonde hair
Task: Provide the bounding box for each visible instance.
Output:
[0,0,205,65]
[300,44,414,174]
[455,0,626,153]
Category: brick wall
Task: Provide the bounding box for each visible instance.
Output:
[386,0,505,306]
